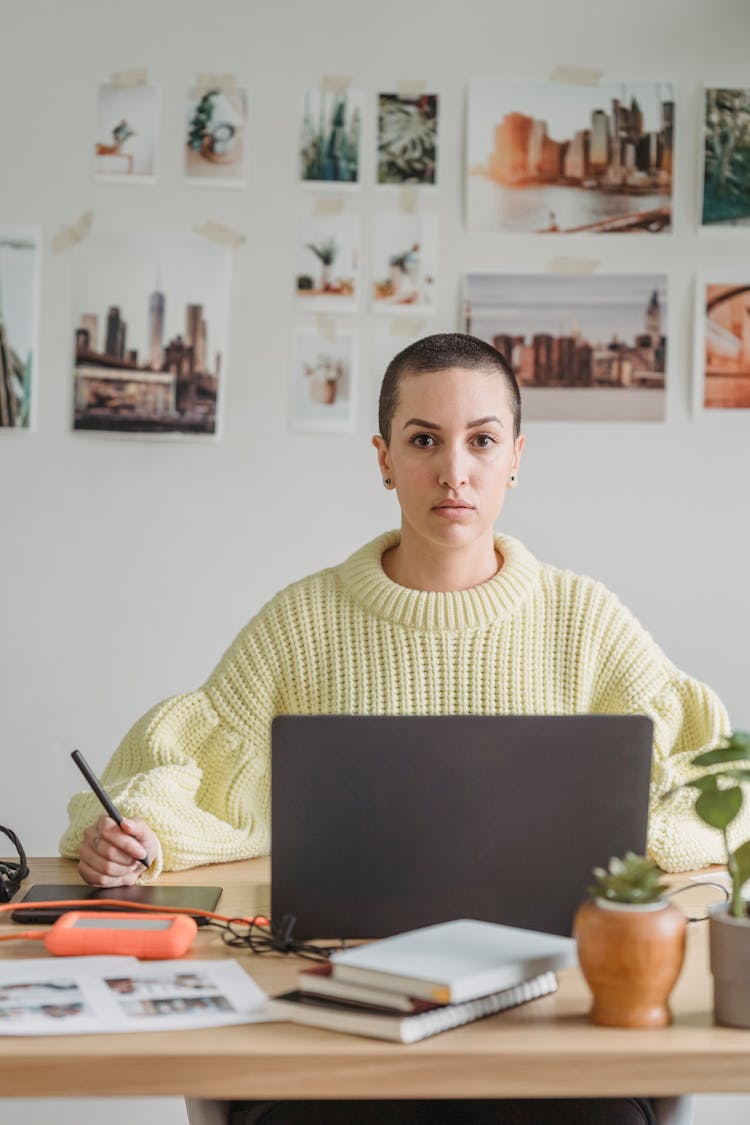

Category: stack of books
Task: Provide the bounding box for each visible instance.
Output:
[268,918,576,1042]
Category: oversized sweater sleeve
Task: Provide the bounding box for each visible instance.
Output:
[59,595,290,878]
[589,581,747,873]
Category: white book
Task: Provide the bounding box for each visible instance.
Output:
[269,972,558,1043]
[329,919,576,1004]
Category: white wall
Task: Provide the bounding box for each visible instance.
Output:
[1,0,749,1121]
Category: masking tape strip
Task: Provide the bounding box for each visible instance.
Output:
[195,73,237,93]
[548,65,603,87]
[110,67,148,89]
[317,315,337,342]
[313,197,346,216]
[389,319,428,337]
[400,185,418,213]
[52,211,93,254]
[193,221,247,248]
[320,75,351,94]
[396,80,428,98]
[545,256,600,276]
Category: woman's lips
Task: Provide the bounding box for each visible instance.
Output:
[432,502,475,519]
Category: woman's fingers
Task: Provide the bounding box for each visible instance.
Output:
[78,815,153,885]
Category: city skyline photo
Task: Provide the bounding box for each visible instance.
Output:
[465,271,668,421]
[467,80,674,234]
[72,232,231,436]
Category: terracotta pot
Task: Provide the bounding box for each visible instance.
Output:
[573,898,687,1028]
[709,907,750,1028]
[308,378,338,405]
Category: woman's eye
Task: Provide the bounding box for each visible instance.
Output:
[410,433,437,447]
[472,433,497,448]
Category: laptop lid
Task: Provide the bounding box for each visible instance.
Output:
[271,714,653,939]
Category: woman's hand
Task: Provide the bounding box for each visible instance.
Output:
[78,815,158,886]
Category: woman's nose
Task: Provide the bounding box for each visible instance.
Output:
[438,447,468,489]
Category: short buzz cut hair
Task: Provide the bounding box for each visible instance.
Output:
[378,333,521,445]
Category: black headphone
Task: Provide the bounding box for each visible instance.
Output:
[0,825,30,903]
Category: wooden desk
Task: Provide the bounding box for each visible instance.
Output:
[0,858,747,1100]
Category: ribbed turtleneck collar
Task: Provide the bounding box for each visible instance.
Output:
[338,531,541,631]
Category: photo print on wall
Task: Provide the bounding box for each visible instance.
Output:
[371,212,438,314]
[299,89,363,187]
[185,84,249,187]
[701,88,750,228]
[94,82,159,183]
[466,81,674,233]
[696,281,750,410]
[290,324,356,434]
[464,272,667,422]
[295,212,361,314]
[71,232,231,437]
[0,229,38,430]
[377,92,439,185]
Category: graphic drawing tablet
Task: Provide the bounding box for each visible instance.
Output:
[11,883,223,924]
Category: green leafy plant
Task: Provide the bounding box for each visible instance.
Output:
[589,852,669,905]
[663,731,750,919]
[306,239,338,267]
[188,90,218,150]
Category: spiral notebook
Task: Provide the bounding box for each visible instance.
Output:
[268,971,559,1043]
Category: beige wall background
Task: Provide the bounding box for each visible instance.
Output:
[1,0,749,1120]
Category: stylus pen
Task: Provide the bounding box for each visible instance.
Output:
[70,750,150,868]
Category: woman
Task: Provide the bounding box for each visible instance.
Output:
[61,333,733,1124]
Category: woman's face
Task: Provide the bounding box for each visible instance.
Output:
[373,366,524,556]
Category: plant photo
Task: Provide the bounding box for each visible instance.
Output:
[377,93,439,185]
[371,212,437,314]
[701,88,750,227]
[467,81,674,233]
[185,85,248,186]
[295,213,361,313]
[299,90,363,187]
[72,232,231,437]
[290,325,356,434]
[94,82,159,182]
[464,272,667,421]
[0,230,37,430]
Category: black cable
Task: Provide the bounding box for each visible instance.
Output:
[0,825,30,903]
[206,912,348,960]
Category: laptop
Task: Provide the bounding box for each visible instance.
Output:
[271,713,653,939]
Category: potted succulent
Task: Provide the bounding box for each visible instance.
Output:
[573,852,687,1027]
[306,239,338,292]
[663,730,750,1028]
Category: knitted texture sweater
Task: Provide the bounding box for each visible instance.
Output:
[60,531,740,876]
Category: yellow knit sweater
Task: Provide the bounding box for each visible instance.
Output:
[60,531,740,876]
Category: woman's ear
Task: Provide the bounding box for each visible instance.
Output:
[511,433,525,478]
[372,435,392,485]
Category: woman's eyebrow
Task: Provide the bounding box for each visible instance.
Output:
[402,415,504,430]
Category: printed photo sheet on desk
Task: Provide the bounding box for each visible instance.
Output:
[0,956,278,1035]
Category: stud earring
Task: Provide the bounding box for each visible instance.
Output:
[509,475,517,484]
[384,478,392,487]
